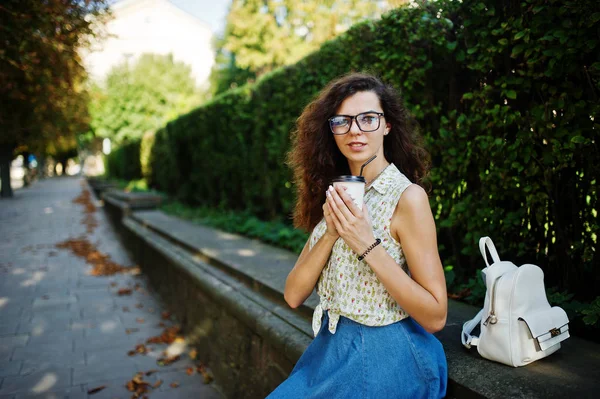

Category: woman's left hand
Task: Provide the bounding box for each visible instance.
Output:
[326,184,376,256]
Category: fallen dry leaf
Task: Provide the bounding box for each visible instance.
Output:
[126,372,153,398]
[110,282,117,287]
[136,318,145,324]
[145,369,158,376]
[169,382,180,388]
[161,311,171,320]
[186,367,194,376]
[146,325,182,345]
[72,184,97,234]
[128,343,149,356]
[122,306,130,312]
[197,363,214,384]
[125,328,139,334]
[118,288,133,296]
[157,354,180,367]
[55,237,134,276]
[87,385,106,394]
[135,303,144,309]
[189,349,197,360]
[153,380,163,389]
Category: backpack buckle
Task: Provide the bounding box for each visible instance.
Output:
[549,327,560,337]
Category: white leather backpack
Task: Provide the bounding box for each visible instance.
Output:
[461,237,570,367]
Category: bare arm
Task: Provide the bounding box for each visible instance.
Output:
[284,232,338,308]
[364,185,447,332]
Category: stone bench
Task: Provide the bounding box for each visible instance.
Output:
[101,199,600,398]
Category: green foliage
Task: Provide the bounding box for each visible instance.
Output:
[105,141,141,181]
[210,0,407,93]
[90,54,203,144]
[0,0,110,154]
[161,200,309,254]
[140,131,156,181]
[111,0,599,307]
[580,297,600,328]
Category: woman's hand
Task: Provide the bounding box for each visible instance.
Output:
[326,184,375,255]
[322,200,339,239]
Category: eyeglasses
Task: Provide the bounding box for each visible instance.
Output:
[328,112,385,135]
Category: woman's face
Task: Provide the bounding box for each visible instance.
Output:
[331,91,390,166]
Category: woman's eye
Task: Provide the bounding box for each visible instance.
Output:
[332,118,349,126]
[360,116,376,124]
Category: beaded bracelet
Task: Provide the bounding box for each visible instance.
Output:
[357,238,381,261]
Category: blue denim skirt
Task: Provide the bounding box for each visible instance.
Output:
[266,310,447,398]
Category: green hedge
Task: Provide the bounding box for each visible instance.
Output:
[105,140,141,181]
[107,0,599,302]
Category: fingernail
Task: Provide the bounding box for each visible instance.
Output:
[342,186,348,190]
[328,185,334,192]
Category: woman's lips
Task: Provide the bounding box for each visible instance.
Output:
[348,142,367,152]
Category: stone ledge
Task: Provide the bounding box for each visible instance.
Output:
[124,209,600,398]
[86,177,118,198]
[102,190,163,211]
[123,216,312,359]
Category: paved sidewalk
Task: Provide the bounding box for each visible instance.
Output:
[0,177,224,399]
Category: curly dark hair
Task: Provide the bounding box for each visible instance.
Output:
[287,72,431,232]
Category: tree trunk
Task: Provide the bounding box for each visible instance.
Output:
[0,144,15,198]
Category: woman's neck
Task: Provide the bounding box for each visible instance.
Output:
[348,157,390,184]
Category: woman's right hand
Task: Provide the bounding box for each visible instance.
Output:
[322,201,339,239]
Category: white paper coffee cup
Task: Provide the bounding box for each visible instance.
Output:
[332,175,366,209]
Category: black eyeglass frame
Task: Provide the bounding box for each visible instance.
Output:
[327,111,385,135]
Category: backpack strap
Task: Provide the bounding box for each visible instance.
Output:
[462,308,484,349]
[479,236,501,268]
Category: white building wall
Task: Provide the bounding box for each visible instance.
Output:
[83,0,214,87]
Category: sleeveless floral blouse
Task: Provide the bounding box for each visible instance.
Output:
[309,163,413,337]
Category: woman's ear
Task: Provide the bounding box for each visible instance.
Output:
[384,123,391,135]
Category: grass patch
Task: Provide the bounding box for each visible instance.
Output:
[161,200,309,254]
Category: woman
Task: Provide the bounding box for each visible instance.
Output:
[267,73,447,398]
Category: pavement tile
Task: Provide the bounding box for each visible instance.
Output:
[15,387,85,399]
[0,336,29,359]
[81,375,157,399]
[27,329,82,345]
[70,302,118,319]
[0,367,71,396]
[72,363,137,386]
[11,344,81,363]
[150,382,224,399]
[20,358,85,376]
[73,333,138,353]
[0,360,22,378]
[17,317,72,335]
[0,324,18,337]
[32,295,77,310]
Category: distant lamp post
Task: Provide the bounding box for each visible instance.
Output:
[102,138,111,155]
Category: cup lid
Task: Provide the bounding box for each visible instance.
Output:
[332,175,366,183]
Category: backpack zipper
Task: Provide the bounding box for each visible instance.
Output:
[483,276,501,326]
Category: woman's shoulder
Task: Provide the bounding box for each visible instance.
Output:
[396,184,428,212]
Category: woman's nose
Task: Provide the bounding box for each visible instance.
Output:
[348,119,362,135]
